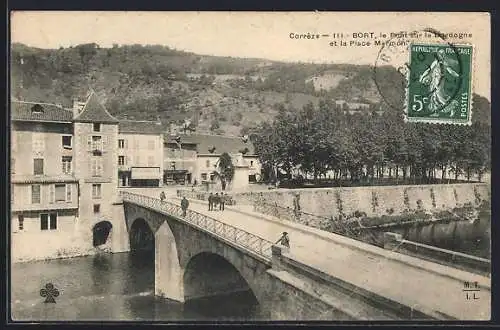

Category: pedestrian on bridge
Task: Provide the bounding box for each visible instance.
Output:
[181,197,189,217]
[213,193,220,211]
[160,191,166,202]
[208,192,214,211]
[276,232,290,248]
[220,192,225,211]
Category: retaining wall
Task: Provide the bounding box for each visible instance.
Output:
[179,183,490,218]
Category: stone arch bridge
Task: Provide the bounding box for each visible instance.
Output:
[120,191,490,321]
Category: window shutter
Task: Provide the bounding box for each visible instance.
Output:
[49,185,55,203]
[66,184,72,202]
[87,136,92,151]
[125,139,128,149]
[127,156,131,166]
[102,136,108,150]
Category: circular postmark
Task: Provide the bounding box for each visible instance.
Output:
[373,28,466,117]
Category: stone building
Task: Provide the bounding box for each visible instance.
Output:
[163,133,261,189]
[10,93,130,262]
[117,120,164,187]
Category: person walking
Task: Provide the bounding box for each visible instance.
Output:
[219,192,225,211]
[275,232,290,248]
[208,192,214,211]
[213,193,220,211]
[181,197,189,217]
[160,191,166,202]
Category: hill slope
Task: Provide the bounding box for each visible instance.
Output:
[10,43,490,134]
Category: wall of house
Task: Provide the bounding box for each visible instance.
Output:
[11,182,78,212]
[12,122,73,176]
[11,210,87,262]
[73,122,122,254]
[194,154,262,184]
[118,133,164,169]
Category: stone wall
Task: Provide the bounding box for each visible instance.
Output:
[179,183,490,219]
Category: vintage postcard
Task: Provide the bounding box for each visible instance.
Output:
[9,11,491,322]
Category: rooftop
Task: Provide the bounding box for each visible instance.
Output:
[11,101,73,123]
[73,92,119,124]
[118,120,165,134]
[164,133,256,155]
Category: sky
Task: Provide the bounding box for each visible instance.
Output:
[11,11,491,99]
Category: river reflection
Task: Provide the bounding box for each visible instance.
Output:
[11,252,265,321]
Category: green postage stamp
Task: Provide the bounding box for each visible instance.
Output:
[406,43,473,125]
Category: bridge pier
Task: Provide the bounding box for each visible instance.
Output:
[155,221,185,302]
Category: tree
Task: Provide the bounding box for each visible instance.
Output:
[216,153,235,190]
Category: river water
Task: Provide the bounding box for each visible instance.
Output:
[11,251,265,321]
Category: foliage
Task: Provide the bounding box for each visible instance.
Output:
[217,152,235,183]
[249,97,490,184]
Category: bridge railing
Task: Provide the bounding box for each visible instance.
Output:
[121,191,273,260]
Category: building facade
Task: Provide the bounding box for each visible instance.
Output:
[11,93,129,262]
[163,133,262,187]
[117,121,164,187]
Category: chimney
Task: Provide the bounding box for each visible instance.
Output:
[72,99,85,118]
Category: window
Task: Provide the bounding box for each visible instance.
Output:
[41,214,48,230]
[66,184,72,202]
[206,160,210,168]
[49,184,71,203]
[92,184,102,199]
[148,140,155,150]
[93,204,101,213]
[148,156,154,167]
[33,158,44,175]
[118,156,125,166]
[210,174,215,181]
[91,136,102,151]
[62,135,72,149]
[250,160,254,167]
[31,185,41,204]
[92,157,103,176]
[201,173,207,180]
[40,213,57,231]
[55,184,66,202]
[93,123,101,132]
[118,139,125,149]
[18,215,24,231]
[62,156,72,174]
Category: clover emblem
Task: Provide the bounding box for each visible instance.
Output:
[40,283,59,303]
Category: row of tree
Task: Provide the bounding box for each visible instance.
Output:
[250,97,490,184]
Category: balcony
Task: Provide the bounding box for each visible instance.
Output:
[11,174,78,184]
[11,201,79,213]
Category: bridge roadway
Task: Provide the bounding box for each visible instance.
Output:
[129,188,490,320]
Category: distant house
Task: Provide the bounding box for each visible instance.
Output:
[117,120,165,187]
[163,133,261,186]
[335,100,371,114]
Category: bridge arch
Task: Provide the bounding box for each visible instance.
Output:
[183,252,260,309]
[129,218,155,252]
